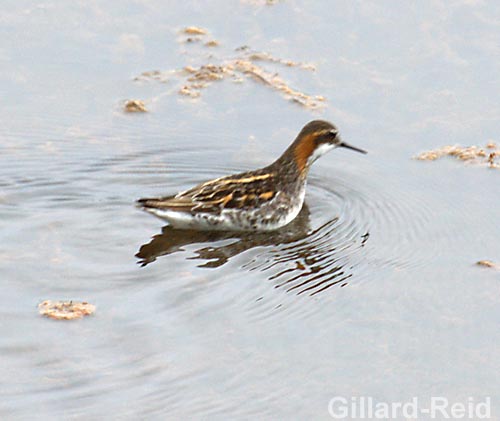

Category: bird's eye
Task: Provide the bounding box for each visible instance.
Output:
[329,130,338,139]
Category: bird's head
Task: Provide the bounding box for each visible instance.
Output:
[288,120,367,172]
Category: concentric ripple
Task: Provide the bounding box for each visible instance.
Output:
[313,163,473,273]
[136,163,371,297]
[239,183,369,296]
[136,154,474,301]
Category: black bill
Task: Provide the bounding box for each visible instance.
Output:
[339,141,367,154]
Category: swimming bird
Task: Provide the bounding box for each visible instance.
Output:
[138,120,366,231]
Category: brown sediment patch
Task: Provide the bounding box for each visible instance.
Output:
[244,51,316,71]
[233,59,325,108]
[185,37,203,44]
[38,300,96,320]
[414,142,500,169]
[124,99,147,112]
[133,70,168,83]
[476,260,499,269]
[179,85,201,98]
[185,64,227,82]
[183,26,208,35]
[135,34,325,110]
[180,27,218,46]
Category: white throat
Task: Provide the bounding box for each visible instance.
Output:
[307,143,336,166]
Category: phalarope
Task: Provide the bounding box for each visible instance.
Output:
[138,120,366,231]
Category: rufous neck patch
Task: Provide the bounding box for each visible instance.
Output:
[293,133,316,172]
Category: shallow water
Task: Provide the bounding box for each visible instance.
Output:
[1,1,500,419]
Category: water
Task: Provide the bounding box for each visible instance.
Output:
[1,1,500,419]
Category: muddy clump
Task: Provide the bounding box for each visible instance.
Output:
[414,142,500,169]
[124,99,147,113]
[183,26,208,35]
[38,300,96,320]
[476,260,499,269]
[134,29,325,110]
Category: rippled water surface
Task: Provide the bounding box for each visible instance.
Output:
[2,1,500,419]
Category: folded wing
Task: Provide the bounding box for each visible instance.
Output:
[138,170,278,214]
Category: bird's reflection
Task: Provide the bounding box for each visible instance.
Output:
[136,204,313,267]
[136,204,368,296]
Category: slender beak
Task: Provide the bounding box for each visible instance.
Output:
[339,140,367,154]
